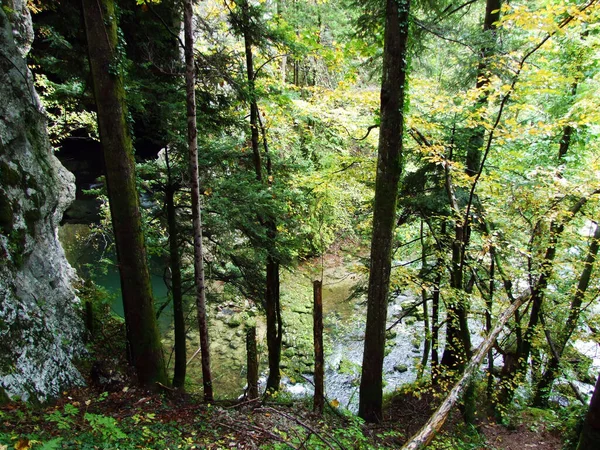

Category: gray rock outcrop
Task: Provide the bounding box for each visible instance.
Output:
[0,5,84,401]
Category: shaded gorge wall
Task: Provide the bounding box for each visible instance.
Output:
[0,2,84,402]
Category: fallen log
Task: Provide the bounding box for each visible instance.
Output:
[401,295,528,450]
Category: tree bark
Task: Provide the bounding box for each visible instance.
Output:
[82,0,167,387]
[577,372,600,450]
[442,0,501,375]
[486,249,495,399]
[241,0,262,183]
[238,0,282,393]
[441,160,472,372]
[246,325,259,400]
[358,0,410,424]
[431,222,445,386]
[165,148,186,389]
[466,0,501,176]
[313,280,324,414]
[184,0,213,401]
[265,255,282,392]
[418,221,430,380]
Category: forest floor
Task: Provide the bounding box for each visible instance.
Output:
[0,379,568,449]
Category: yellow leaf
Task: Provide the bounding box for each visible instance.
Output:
[14,440,31,450]
[330,399,340,408]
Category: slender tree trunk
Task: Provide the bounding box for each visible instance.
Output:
[418,221,430,380]
[431,222,444,386]
[239,0,282,392]
[533,222,600,406]
[577,372,600,450]
[441,166,472,372]
[184,0,213,401]
[277,0,287,83]
[265,255,282,391]
[241,0,262,183]
[442,0,501,375]
[165,149,186,389]
[431,269,441,385]
[313,280,324,414]
[358,0,410,424]
[466,0,501,176]
[82,0,167,387]
[246,325,259,400]
[486,249,495,399]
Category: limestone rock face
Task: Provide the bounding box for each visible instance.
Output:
[0,7,84,401]
[3,0,34,56]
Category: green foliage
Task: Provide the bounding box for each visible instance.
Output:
[46,403,79,430]
[84,413,127,442]
[24,0,600,442]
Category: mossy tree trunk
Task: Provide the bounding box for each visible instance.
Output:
[82,0,167,387]
[265,255,282,392]
[358,0,410,424]
[184,0,213,401]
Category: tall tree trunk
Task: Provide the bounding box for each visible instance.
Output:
[442,0,501,374]
[431,268,441,385]
[277,0,287,83]
[358,0,411,424]
[431,222,445,386]
[184,0,213,401]
[82,0,167,387]
[241,0,262,183]
[486,249,495,399]
[165,149,186,389]
[418,221,430,380]
[577,372,600,450]
[533,222,600,406]
[466,0,501,176]
[441,162,472,372]
[239,0,282,392]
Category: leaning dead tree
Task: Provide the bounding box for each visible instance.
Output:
[401,295,527,450]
